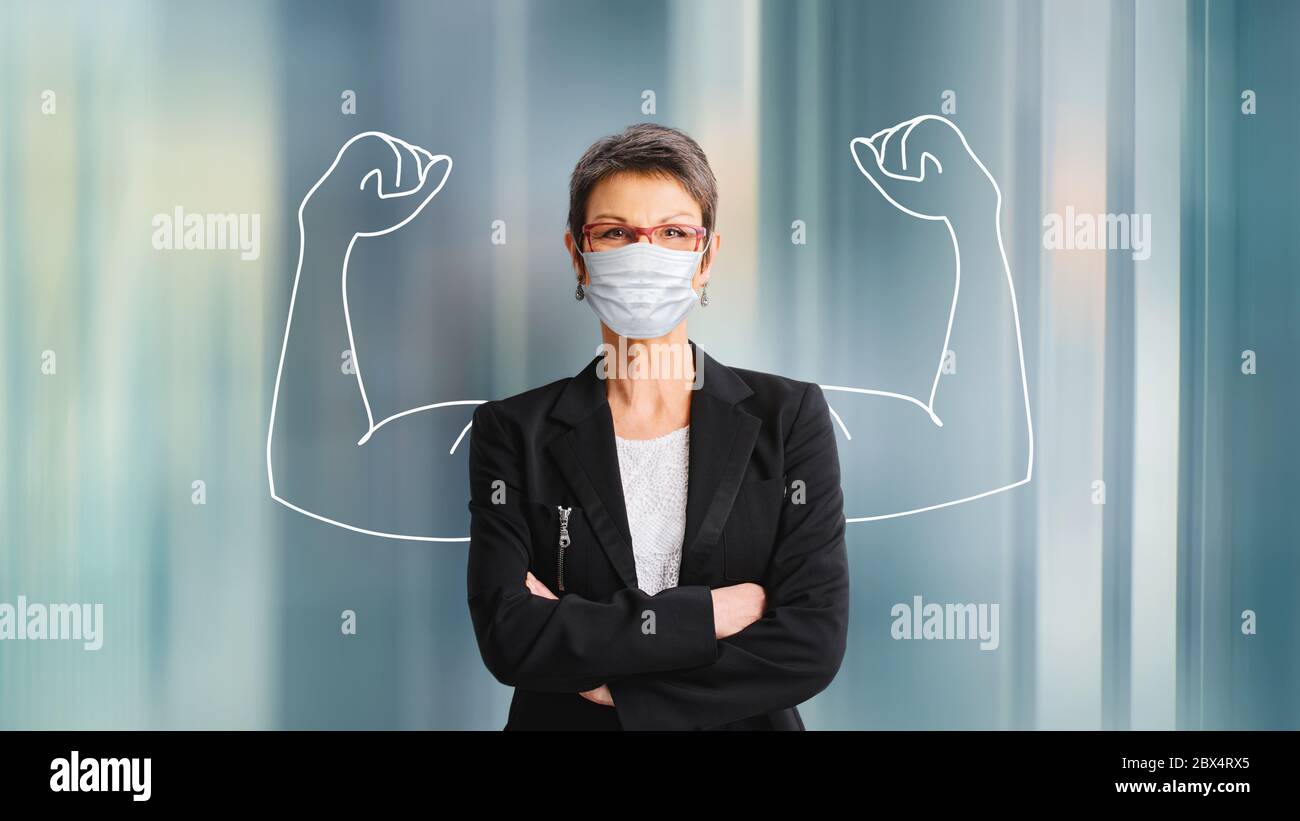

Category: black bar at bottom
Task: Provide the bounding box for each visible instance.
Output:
[1,730,1288,806]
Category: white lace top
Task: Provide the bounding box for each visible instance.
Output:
[614,425,690,596]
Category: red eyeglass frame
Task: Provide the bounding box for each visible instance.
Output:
[581,222,710,252]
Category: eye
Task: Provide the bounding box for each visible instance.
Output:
[662,226,686,238]
[600,225,630,239]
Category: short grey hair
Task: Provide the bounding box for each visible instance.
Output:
[568,123,718,264]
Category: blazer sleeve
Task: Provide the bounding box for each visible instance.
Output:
[607,382,850,729]
[466,400,720,693]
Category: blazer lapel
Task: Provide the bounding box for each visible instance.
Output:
[679,347,760,584]
[545,342,758,591]
[546,355,639,589]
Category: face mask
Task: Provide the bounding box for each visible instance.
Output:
[580,237,711,339]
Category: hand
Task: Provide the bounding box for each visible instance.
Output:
[525,571,558,600]
[579,684,614,707]
[710,582,767,639]
[850,114,997,221]
[303,131,452,239]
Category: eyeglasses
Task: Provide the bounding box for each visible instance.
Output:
[582,222,709,253]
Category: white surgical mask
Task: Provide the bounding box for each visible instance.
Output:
[580,237,711,339]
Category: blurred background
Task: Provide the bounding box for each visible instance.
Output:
[1,0,1296,730]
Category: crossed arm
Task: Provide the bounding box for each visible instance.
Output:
[465,385,850,730]
[467,401,721,692]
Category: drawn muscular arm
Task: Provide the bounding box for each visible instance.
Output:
[826,116,1033,521]
[266,133,480,541]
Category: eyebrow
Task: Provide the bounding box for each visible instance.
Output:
[590,212,699,224]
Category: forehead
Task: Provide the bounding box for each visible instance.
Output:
[586,171,702,221]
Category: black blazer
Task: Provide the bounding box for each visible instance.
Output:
[465,341,850,730]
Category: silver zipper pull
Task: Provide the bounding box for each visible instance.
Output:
[556,506,572,592]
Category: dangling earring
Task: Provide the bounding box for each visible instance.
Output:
[575,282,585,301]
[699,283,709,307]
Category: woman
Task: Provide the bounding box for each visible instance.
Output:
[466,123,849,730]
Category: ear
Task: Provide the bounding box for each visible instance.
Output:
[564,230,588,284]
[694,231,720,288]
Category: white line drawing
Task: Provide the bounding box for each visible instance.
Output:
[825,114,1034,522]
[268,117,1031,542]
[266,131,484,542]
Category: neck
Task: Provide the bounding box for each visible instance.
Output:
[599,323,696,434]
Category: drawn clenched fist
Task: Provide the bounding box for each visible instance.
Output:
[850,114,997,222]
[302,131,452,238]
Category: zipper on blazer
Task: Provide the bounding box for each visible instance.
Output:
[556,506,572,592]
